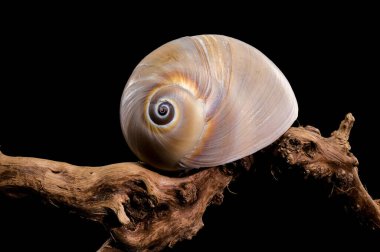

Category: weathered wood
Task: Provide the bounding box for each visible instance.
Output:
[0,114,378,251]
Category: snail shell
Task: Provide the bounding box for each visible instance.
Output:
[120,35,298,171]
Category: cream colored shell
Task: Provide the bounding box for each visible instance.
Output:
[120,35,298,171]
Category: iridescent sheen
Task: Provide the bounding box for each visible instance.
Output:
[120,35,298,171]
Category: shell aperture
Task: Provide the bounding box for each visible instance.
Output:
[120,35,298,171]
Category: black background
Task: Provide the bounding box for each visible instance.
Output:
[1,5,379,251]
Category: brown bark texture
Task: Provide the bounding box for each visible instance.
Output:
[0,113,379,251]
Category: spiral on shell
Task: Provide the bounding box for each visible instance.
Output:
[120,35,298,171]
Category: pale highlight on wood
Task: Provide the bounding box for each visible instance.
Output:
[0,114,379,251]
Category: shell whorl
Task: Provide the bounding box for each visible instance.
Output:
[121,35,298,171]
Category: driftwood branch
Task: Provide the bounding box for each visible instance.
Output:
[276,113,380,230]
[0,113,379,251]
